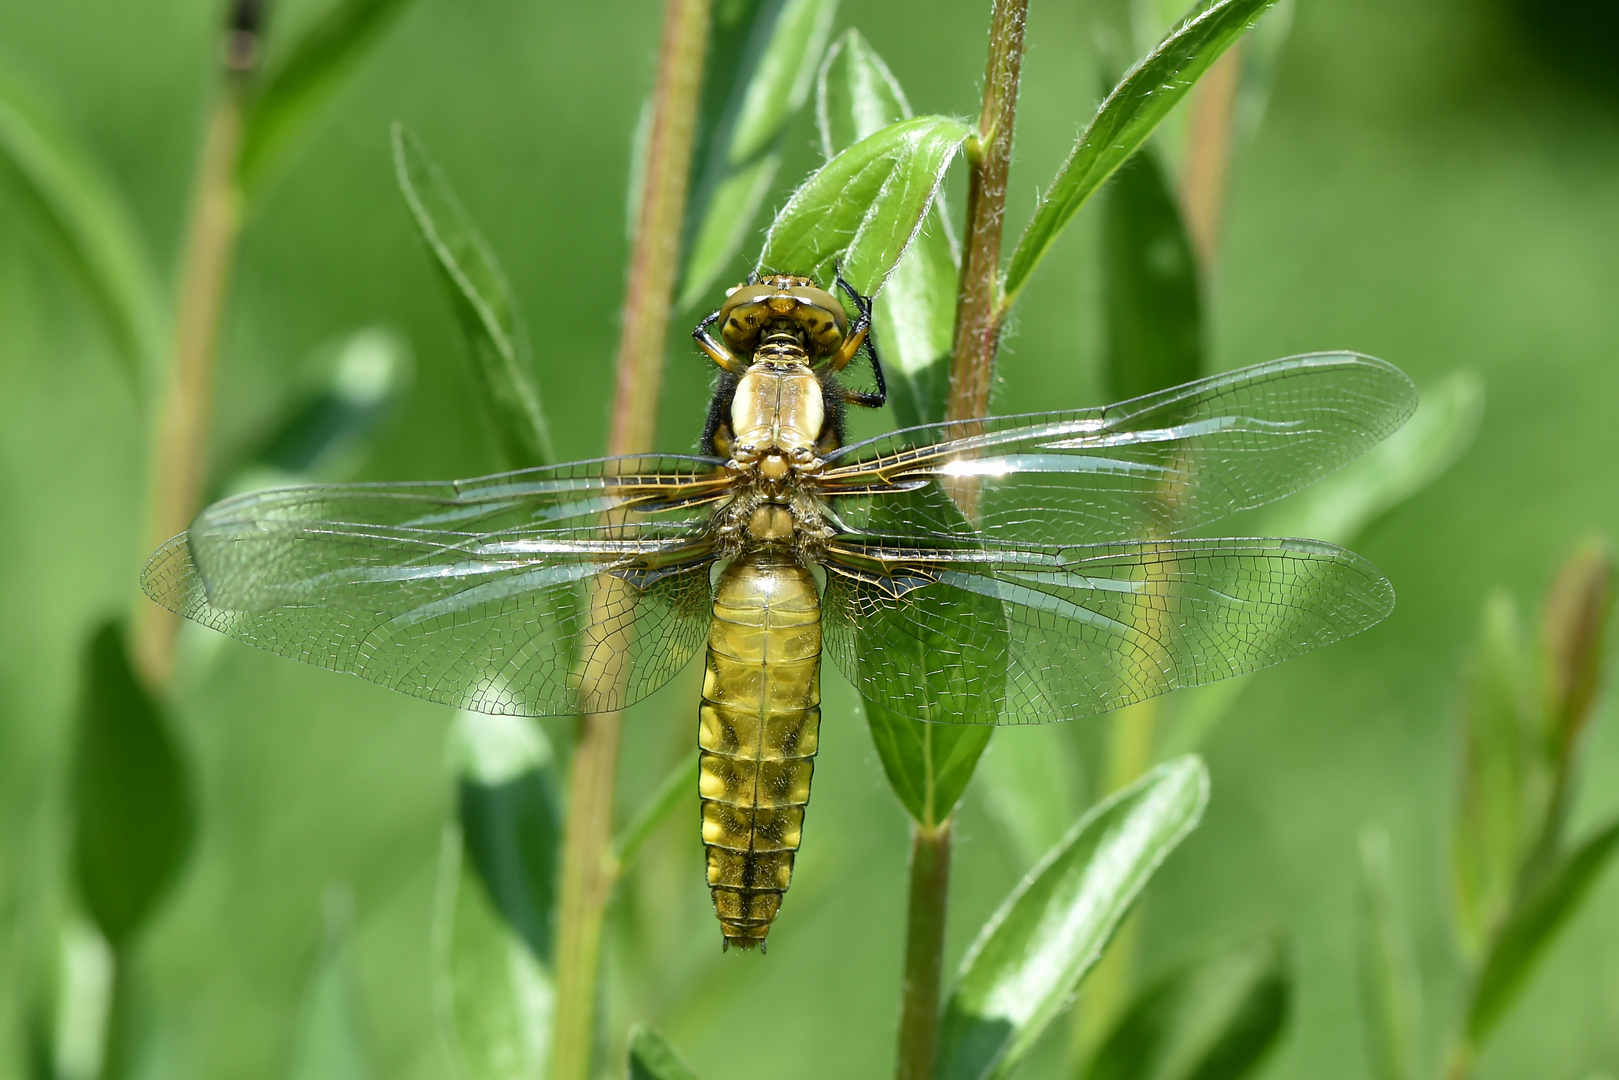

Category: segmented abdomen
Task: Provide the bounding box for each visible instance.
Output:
[698,549,821,950]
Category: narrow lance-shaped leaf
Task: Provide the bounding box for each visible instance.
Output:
[816,29,959,427]
[1451,591,1534,955]
[1356,828,1422,1080]
[628,1025,703,1080]
[758,115,970,300]
[434,711,560,1080]
[1102,147,1203,401]
[1082,933,1292,1080]
[1538,538,1612,786]
[0,71,162,388]
[71,621,194,949]
[938,757,1210,1080]
[1004,0,1280,305]
[238,0,425,198]
[1468,817,1619,1043]
[288,890,371,1080]
[393,125,551,468]
[676,0,838,309]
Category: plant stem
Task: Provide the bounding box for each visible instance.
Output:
[550,2,708,1078]
[131,11,261,689]
[896,819,953,1080]
[945,0,1028,429]
[1178,44,1242,270]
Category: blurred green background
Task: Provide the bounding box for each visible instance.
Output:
[1,0,1616,1078]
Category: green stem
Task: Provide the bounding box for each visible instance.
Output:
[549,1,708,1077]
[131,56,251,688]
[896,818,954,1080]
[944,0,1028,429]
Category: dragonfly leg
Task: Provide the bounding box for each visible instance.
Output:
[694,307,747,374]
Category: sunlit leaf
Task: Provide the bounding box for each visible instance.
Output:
[434,711,559,1080]
[677,0,838,309]
[238,0,425,198]
[1468,816,1619,1042]
[1004,0,1279,305]
[628,1025,702,1080]
[758,115,970,301]
[1260,370,1483,545]
[1356,828,1422,1080]
[393,125,551,468]
[71,621,194,949]
[0,70,161,388]
[1082,933,1291,1080]
[288,891,371,1080]
[816,29,959,426]
[1102,148,1202,401]
[939,757,1210,1080]
[1451,591,1535,954]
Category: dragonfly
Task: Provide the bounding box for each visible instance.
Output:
[143,274,1416,951]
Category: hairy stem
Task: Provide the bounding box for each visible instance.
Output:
[549,2,708,1078]
[132,15,259,688]
[945,0,1028,429]
[896,819,953,1080]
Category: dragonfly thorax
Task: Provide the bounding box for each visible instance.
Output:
[729,360,825,473]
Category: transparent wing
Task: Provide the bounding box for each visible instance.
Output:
[141,455,730,716]
[820,535,1394,725]
[817,353,1416,546]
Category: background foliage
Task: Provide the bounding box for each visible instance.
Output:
[1,0,1617,1078]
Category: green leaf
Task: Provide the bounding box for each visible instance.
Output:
[0,71,161,388]
[1082,933,1291,1080]
[1451,591,1536,954]
[1003,0,1279,305]
[627,1025,702,1080]
[1538,537,1612,782]
[1259,370,1483,545]
[392,125,551,468]
[676,0,838,309]
[1468,816,1619,1042]
[289,891,371,1080]
[71,621,194,949]
[238,0,424,198]
[758,115,970,300]
[434,711,560,1080]
[854,486,1001,826]
[816,30,959,426]
[1102,148,1203,401]
[1356,828,1423,1080]
[939,756,1210,1080]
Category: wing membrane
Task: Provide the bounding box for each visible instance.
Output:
[818,354,1416,545]
[821,535,1394,725]
[142,456,728,716]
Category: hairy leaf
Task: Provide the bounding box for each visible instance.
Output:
[1083,933,1291,1080]
[1004,0,1279,305]
[628,1025,703,1080]
[1357,829,1423,1080]
[1469,817,1619,1042]
[434,711,560,1080]
[71,621,194,948]
[677,0,838,309]
[939,757,1210,1080]
[816,30,958,426]
[0,71,161,387]
[393,125,551,468]
[239,0,424,197]
[1103,148,1202,401]
[759,115,969,300]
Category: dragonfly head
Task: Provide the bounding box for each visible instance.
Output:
[720,275,848,362]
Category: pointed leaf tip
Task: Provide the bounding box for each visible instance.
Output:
[939,757,1209,1080]
[628,1025,703,1080]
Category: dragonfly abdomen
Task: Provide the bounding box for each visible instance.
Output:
[698,549,822,950]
